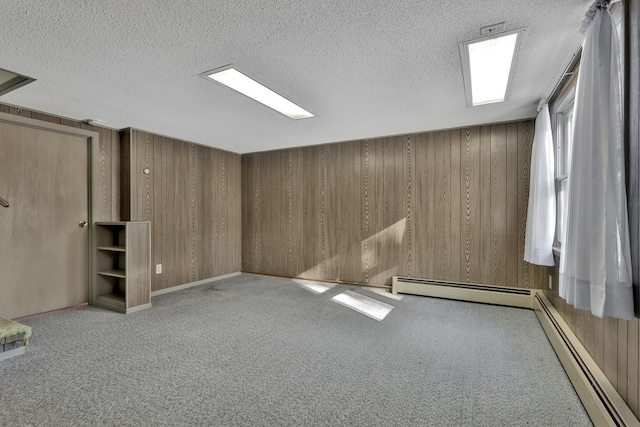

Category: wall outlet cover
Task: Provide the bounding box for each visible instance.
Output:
[156,264,162,274]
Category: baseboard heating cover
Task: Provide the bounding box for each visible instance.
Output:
[392,275,640,427]
[533,292,639,427]
[391,276,534,309]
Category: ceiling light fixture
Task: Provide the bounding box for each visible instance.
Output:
[0,67,35,97]
[200,66,314,120]
[459,28,527,107]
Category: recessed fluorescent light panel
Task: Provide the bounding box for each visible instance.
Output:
[0,67,35,97]
[201,67,313,120]
[459,28,527,107]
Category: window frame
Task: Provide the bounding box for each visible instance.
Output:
[553,91,575,251]
[549,53,579,258]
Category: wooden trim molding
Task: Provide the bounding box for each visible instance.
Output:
[149,272,241,297]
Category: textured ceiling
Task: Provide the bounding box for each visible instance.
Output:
[0,0,590,153]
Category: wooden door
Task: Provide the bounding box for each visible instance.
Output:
[0,120,89,319]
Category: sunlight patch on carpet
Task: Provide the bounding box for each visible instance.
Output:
[332,291,394,321]
[293,279,335,294]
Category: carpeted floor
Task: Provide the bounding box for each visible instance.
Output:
[1,273,591,426]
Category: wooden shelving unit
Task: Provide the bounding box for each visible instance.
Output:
[93,221,151,314]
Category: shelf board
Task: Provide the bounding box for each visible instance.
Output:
[95,221,127,226]
[96,293,126,311]
[97,269,126,279]
[97,245,126,252]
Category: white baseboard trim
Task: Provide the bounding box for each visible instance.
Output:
[150,272,241,297]
[392,275,640,427]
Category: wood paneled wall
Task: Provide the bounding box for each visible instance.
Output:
[0,102,120,222]
[0,102,242,293]
[242,120,550,288]
[122,129,241,292]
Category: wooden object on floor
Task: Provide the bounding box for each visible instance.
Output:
[94,221,151,314]
[0,316,31,361]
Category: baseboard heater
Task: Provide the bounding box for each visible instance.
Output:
[392,275,640,427]
[392,276,534,309]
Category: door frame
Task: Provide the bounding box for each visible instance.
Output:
[0,112,100,305]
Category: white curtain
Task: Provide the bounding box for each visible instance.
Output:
[559,3,634,319]
[524,103,556,266]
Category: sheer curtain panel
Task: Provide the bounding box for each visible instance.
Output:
[524,103,556,266]
[559,2,634,319]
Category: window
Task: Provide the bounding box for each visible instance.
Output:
[551,2,620,252]
[554,91,575,248]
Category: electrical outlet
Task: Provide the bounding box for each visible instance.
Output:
[548,275,553,290]
[156,264,162,274]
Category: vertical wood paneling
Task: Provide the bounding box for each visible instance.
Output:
[449,130,461,282]
[241,154,253,271]
[505,123,519,287]
[589,317,604,370]
[289,149,304,276]
[123,130,241,292]
[228,152,242,270]
[286,149,294,276]
[517,121,532,288]
[175,140,190,285]
[241,119,535,289]
[414,132,435,280]
[619,319,629,402]
[160,138,176,290]
[189,144,199,281]
[326,143,342,280]
[152,135,164,283]
[98,127,111,222]
[479,125,492,284]
[380,137,403,284]
[198,145,211,279]
[490,124,507,286]
[361,141,372,283]
[401,137,416,277]
[604,317,619,388]
[302,146,320,278]
[434,131,451,280]
[463,127,481,283]
[402,136,415,279]
[136,131,153,222]
[629,319,639,416]
[342,141,362,282]
[369,138,386,283]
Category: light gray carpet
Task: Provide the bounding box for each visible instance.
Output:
[1,273,591,426]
